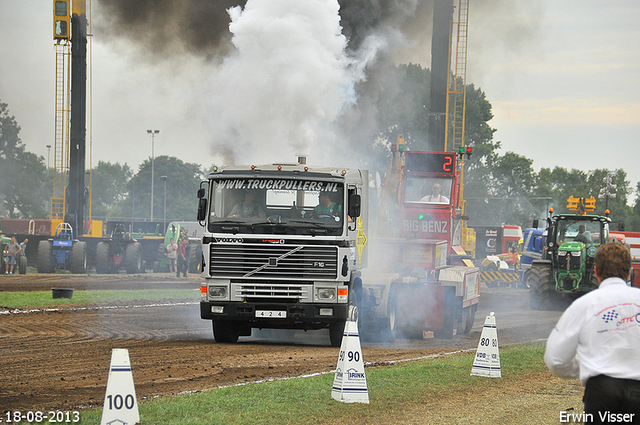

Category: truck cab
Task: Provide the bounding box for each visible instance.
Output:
[197,159,368,347]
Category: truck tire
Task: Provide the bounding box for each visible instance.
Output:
[329,279,362,347]
[70,241,87,274]
[37,240,55,273]
[483,262,499,288]
[95,242,111,274]
[18,255,27,274]
[213,320,240,343]
[329,321,345,347]
[458,304,477,335]
[529,261,553,310]
[434,287,455,339]
[521,271,533,290]
[385,287,399,342]
[125,242,143,274]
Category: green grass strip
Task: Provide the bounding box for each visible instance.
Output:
[75,344,560,425]
[0,289,198,309]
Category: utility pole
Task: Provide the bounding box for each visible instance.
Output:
[147,129,159,222]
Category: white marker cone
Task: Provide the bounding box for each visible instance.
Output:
[471,311,502,378]
[100,348,140,425]
[331,320,369,404]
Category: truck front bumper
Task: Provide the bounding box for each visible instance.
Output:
[200,301,349,329]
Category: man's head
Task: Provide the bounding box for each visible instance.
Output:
[594,242,631,283]
[432,183,442,194]
[578,224,586,233]
[11,237,16,243]
[319,192,331,207]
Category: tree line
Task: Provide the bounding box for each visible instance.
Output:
[2,64,640,231]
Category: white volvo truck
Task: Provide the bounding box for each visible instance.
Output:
[197,158,369,347]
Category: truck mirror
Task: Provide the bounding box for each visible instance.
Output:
[197,188,206,199]
[197,198,208,221]
[348,193,361,218]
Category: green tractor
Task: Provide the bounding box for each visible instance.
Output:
[152,221,203,274]
[530,197,611,310]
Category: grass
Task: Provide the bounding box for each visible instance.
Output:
[73,343,558,425]
[0,289,198,309]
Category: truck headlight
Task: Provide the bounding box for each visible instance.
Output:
[208,286,227,298]
[316,287,336,301]
[570,251,581,257]
[558,250,567,256]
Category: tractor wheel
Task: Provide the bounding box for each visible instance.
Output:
[37,240,55,273]
[18,255,27,274]
[70,241,87,274]
[124,242,143,274]
[529,261,554,310]
[95,242,111,274]
[213,320,240,343]
[189,242,203,273]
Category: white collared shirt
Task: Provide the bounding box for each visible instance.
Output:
[544,277,640,386]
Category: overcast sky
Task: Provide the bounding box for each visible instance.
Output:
[1,0,639,203]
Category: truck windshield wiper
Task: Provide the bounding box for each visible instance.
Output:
[288,219,329,228]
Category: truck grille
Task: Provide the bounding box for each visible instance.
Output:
[232,282,312,302]
[209,244,338,280]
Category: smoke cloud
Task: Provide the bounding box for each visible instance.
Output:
[94,0,433,166]
[93,0,541,166]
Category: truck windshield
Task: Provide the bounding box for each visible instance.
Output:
[207,177,345,236]
[403,176,453,205]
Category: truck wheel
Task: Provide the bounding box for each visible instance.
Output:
[483,262,499,288]
[529,261,553,310]
[18,255,27,274]
[213,320,240,343]
[125,242,143,274]
[70,241,87,274]
[330,279,362,346]
[95,242,111,274]
[329,321,346,347]
[379,287,398,342]
[37,240,55,273]
[458,304,477,334]
[520,271,533,290]
[434,287,455,339]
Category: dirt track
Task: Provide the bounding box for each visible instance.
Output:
[0,274,562,412]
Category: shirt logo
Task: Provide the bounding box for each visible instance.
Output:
[601,310,619,324]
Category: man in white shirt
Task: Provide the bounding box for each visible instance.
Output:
[419,183,450,204]
[544,242,640,423]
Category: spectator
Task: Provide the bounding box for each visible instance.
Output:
[177,238,188,278]
[166,238,178,273]
[4,237,22,275]
[544,242,640,422]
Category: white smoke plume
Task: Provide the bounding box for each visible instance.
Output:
[204,0,383,166]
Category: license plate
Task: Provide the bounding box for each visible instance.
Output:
[255,310,287,318]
